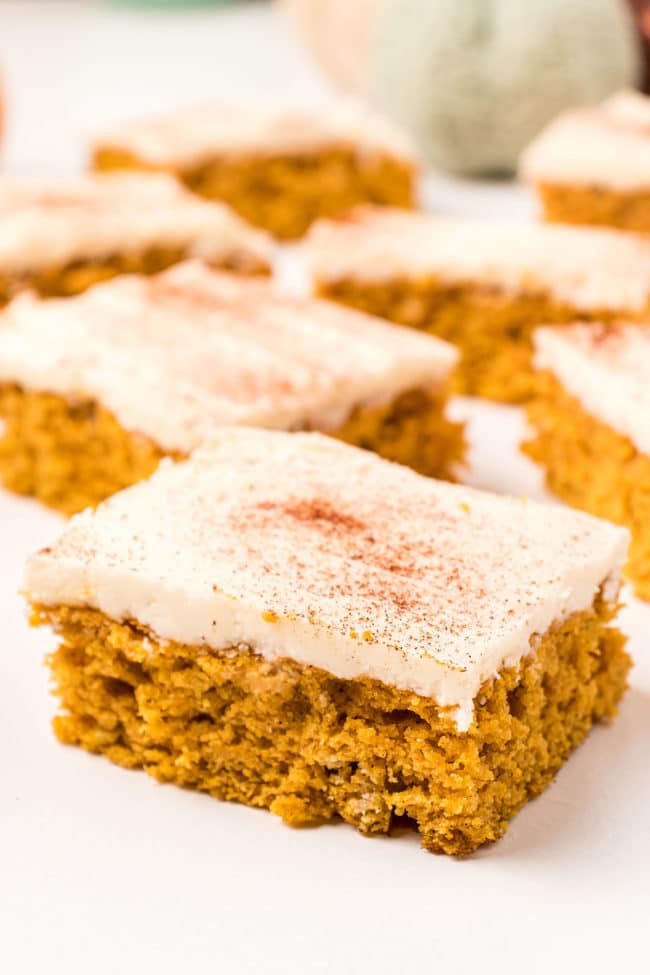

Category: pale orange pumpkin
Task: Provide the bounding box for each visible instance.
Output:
[279,0,381,93]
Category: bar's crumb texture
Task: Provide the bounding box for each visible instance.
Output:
[93,103,417,239]
[534,183,650,235]
[0,384,462,516]
[525,373,650,601]
[525,320,650,600]
[0,388,168,515]
[0,174,272,305]
[96,147,414,241]
[24,430,630,855]
[521,90,650,233]
[308,207,650,403]
[38,599,629,856]
[0,245,184,304]
[319,277,580,403]
[0,242,269,307]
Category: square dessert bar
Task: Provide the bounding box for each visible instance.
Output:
[0,261,462,514]
[307,206,650,402]
[521,90,650,233]
[26,429,631,855]
[525,320,650,601]
[0,173,272,305]
[92,101,417,239]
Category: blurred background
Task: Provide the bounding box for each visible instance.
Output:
[0,0,648,199]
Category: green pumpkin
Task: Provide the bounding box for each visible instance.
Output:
[370,0,640,175]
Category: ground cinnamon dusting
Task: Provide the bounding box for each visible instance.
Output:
[257,498,367,534]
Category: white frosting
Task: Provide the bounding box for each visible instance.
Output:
[520,89,650,191]
[0,261,457,453]
[95,99,417,168]
[25,429,628,731]
[534,321,650,455]
[0,173,272,275]
[307,207,650,312]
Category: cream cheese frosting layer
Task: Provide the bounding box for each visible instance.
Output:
[307,207,650,313]
[534,321,650,455]
[25,429,628,731]
[0,261,457,453]
[0,173,272,275]
[95,99,417,168]
[520,90,650,191]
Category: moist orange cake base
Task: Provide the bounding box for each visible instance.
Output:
[535,182,650,234]
[94,147,414,240]
[524,374,650,600]
[0,387,170,515]
[36,598,630,855]
[0,243,269,306]
[0,385,464,515]
[317,277,634,404]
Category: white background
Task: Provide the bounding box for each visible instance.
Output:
[1,3,648,973]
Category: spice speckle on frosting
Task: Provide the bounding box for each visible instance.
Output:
[24,428,628,725]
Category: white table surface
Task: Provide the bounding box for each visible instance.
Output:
[1,3,647,973]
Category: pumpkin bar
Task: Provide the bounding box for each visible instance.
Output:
[0,261,462,515]
[92,101,417,239]
[307,206,650,402]
[520,90,650,233]
[0,172,272,305]
[25,428,630,855]
[524,320,650,600]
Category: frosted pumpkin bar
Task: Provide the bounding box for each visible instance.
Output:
[521,90,650,233]
[307,206,650,402]
[25,429,631,855]
[525,320,650,600]
[92,101,417,239]
[0,173,272,305]
[0,261,462,514]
